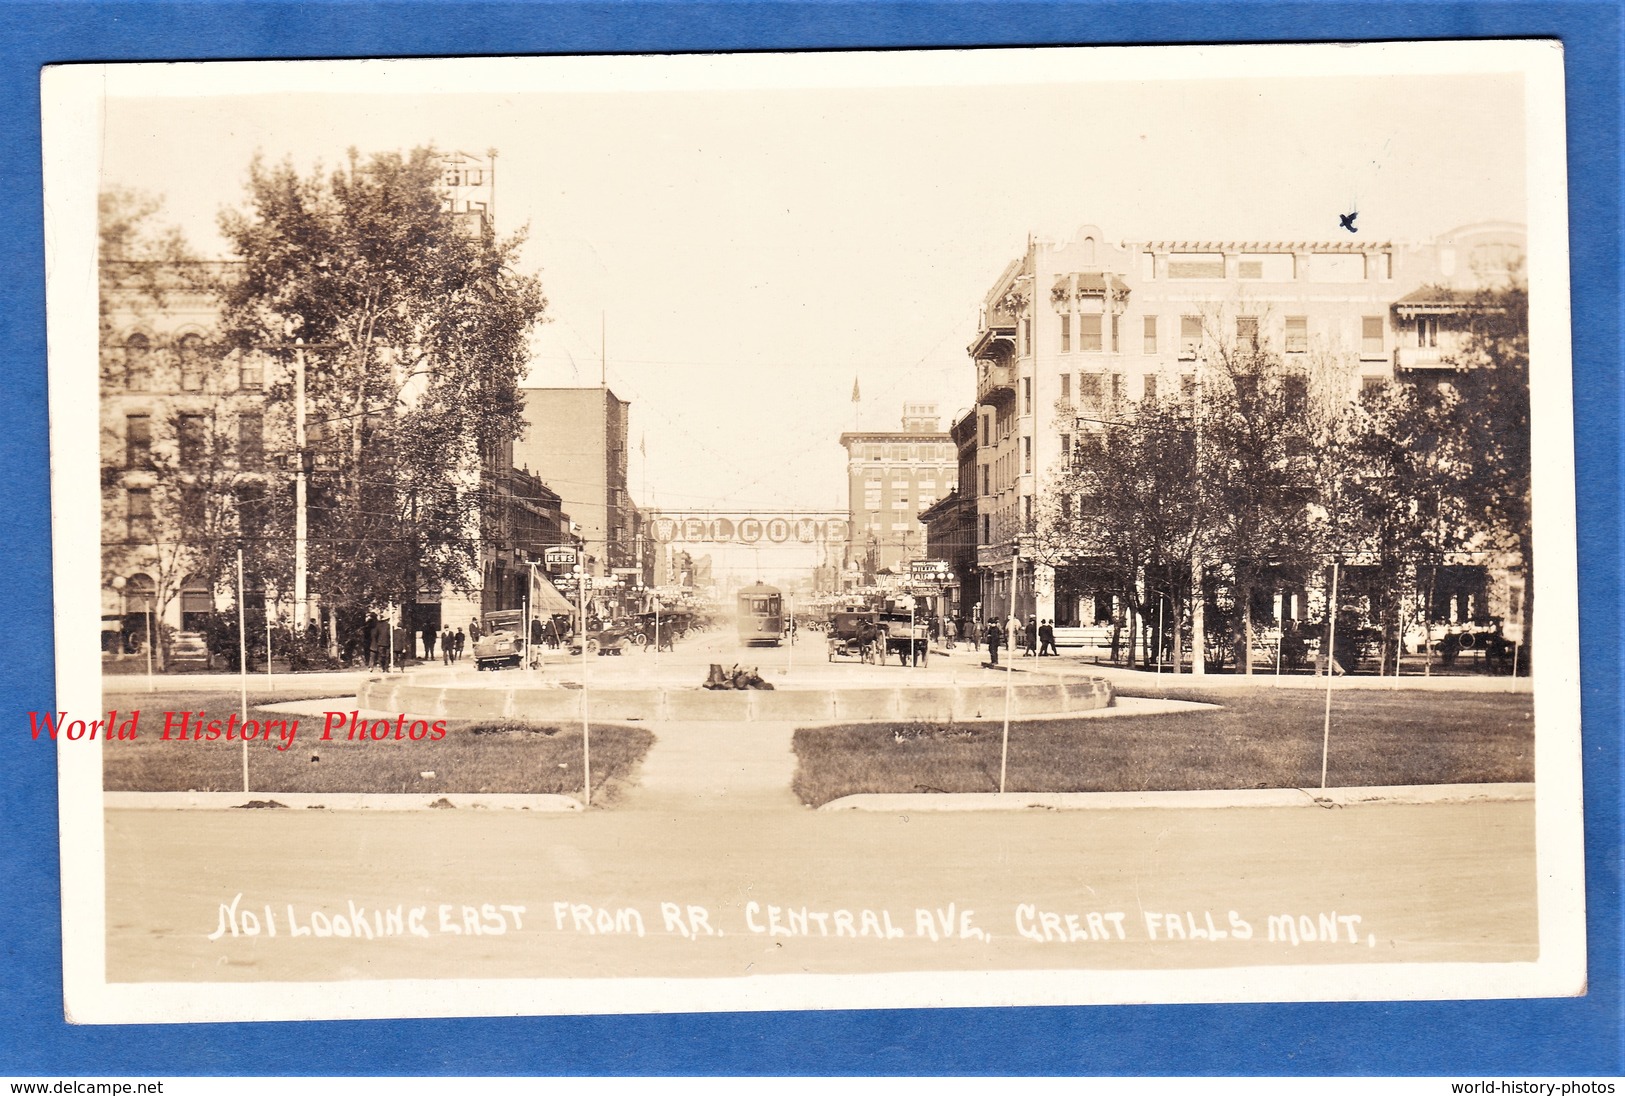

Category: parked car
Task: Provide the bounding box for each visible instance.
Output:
[474,610,531,671]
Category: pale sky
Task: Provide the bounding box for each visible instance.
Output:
[92,49,1528,582]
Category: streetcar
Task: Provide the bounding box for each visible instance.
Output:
[736,582,783,647]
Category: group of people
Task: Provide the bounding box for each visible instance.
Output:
[352,614,411,670]
[422,623,470,665]
[973,615,1062,666]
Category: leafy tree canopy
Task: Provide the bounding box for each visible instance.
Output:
[214,146,549,609]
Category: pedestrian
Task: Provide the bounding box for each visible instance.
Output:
[469,618,482,644]
[1025,617,1038,657]
[454,628,466,662]
[442,627,453,665]
[1039,619,1056,656]
[360,614,378,669]
[985,619,1003,666]
[422,624,436,663]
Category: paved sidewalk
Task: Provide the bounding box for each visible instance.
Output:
[622,720,803,812]
[1030,656,1532,693]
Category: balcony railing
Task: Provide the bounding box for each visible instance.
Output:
[1395,346,1454,369]
[975,359,1017,405]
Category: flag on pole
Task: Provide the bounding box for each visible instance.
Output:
[639,431,646,458]
[851,376,860,403]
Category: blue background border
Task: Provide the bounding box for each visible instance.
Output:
[2,1,1617,1077]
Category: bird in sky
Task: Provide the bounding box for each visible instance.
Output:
[1339,210,1359,233]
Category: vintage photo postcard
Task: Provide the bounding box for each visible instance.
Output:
[41,41,1582,1024]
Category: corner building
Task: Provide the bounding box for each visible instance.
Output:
[967,221,1527,628]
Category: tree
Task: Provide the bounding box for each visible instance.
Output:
[1325,380,1473,672]
[1035,391,1201,671]
[1198,328,1325,674]
[1448,280,1532,662]
[214,147,548,615]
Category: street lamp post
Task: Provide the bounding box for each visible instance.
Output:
[111,575,153,692]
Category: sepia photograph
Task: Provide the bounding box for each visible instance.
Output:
[40,40,1583,1026]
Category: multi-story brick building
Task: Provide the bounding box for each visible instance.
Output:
[513,386,641,584]
[838,402,957,581]
[98,150,559,659]
[965,220,1528,631]
[916,408,980,625]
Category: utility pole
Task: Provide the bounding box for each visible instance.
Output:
[1190,343,1206,677]
[292,329,308,631]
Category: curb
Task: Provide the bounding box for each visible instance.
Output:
[818,782,1534,812]
[103,791,583,812]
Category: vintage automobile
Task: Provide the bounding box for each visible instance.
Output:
[566,619,632,657]
[473,609,532,671]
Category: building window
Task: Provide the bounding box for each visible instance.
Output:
[125,414,151,469]
[1060,434,1072,463]
[1168,253,1225,279]
[1361,316,1386,359]
[123,334,152,391]
[1283,375,1308,418]
[981,416,990,447]
[1060,373,1071,401]
[1143,374,1158,402]
[1284,316,1308,354]
[239,354,263,390]
[1180,315,1202,359]
[1059,313,1071,354]
[982,466,989,494]
[177,333,205,392]
[1022,318,1031,354]
[1079,314,1103,352]
[1111,314,1120,353]
[236,483,266,530]
[1078,372,1103,407]
[1417,316,1439,347]
[1361,376,1388,401]
[1022,377,1031,414]
[1022,435,1031,473]
[1236,316,1259,352]
[178,414,207,466]
[238,413,263,470]
[1143,316,1158,354]
[127,488,152,542]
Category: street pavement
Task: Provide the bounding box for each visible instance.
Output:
[98,626,1539,991]
[105,796,1536,983]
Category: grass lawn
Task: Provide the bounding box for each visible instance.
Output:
[99,690,654,804]
[790,688,1533,807]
